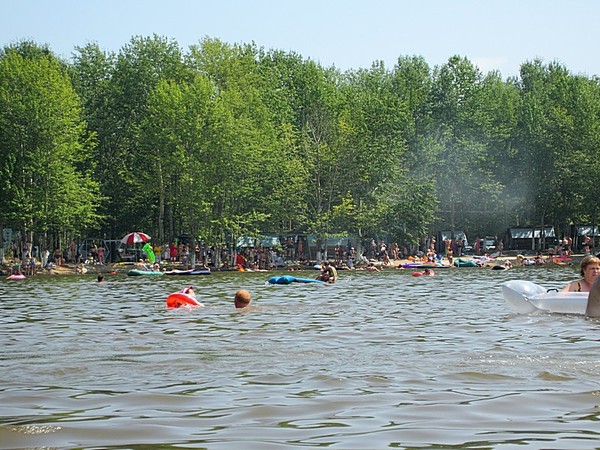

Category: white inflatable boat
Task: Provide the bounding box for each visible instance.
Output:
[502,280,588,315]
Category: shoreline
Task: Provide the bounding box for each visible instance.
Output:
[2,253,584,278]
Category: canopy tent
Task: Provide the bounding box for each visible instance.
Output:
[259,236,282,248]
[576,225,600,237]
[306,235,352,248]
[236,235,282,249]
[236,236,256,248]
[439,230,468,241]
[507,227,556,250]
[507,227,555,239]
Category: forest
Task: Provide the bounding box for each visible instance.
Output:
[1,35,600,258]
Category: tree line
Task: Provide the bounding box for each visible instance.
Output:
[1,35,600,258]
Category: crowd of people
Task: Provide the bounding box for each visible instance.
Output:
[7,231,600,318]
[3,231,599,280]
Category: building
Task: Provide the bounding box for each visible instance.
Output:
[506,227,556,251]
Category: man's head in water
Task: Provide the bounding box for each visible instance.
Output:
[234,289,252,308]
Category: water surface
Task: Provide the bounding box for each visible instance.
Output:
[1,265,599,449]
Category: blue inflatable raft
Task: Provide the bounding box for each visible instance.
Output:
[267,275,326,285]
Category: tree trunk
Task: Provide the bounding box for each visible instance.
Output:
[157,157,165,245]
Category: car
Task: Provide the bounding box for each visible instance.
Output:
[463,239,473,253]
[483,237,496,251]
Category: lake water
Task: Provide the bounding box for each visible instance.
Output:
[1,265,599,449]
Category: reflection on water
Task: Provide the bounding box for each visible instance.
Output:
[1,266,600,448]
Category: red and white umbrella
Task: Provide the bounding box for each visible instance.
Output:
[121,232,151,245]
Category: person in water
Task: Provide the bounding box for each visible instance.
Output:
[167,285,204,308]
[561,255,600,292]
[491,260,512,271]
[366,262,380,272]
[234,289,252,308]
[97,274,104,283]
[586,275,600,317]
[317,260,338,283]
[181,285,196,298]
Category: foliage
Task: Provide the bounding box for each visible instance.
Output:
[0,42,101,248]
[3,36,600,255]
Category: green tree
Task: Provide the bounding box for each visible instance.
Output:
[295,62,344,243]
[474,71,522,233]
[571,76,600,226]
[187,38,280,256]
[71,42,117,239]
[430,56,505,235]
[340,62,412,239]
[73,35,188,241]
[0,43,100,251]
[517,60,600,244]
[255,49,313,232]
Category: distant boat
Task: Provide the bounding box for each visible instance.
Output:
[502,280,587,315]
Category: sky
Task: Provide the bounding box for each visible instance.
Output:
[2,0,599,78]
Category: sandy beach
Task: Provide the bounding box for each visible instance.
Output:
[2,252,584,278]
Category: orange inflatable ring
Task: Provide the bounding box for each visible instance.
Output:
[412,269,436,277]
[166,292,204,308]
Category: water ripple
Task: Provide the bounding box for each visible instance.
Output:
[2,266,600,448]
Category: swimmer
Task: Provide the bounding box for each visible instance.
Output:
[234,289,252,308]
[316,261,338,283]
[561,255,600,292]
[181,285,196,298]
[366,262,380,272]
[166,285,204,308]
[97,274,104,283]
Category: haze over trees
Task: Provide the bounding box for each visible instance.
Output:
[1,35,600,255]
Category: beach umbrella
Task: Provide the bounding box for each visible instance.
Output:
[121,232,151,245]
